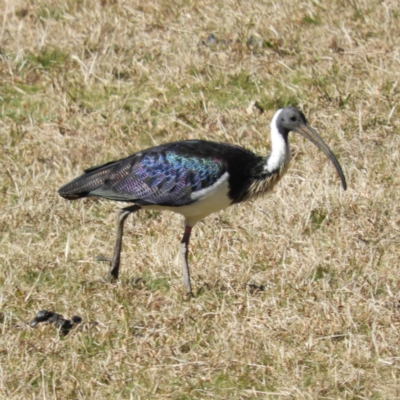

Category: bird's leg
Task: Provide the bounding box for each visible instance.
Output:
[180,225,193,296]
[97,204,141,282]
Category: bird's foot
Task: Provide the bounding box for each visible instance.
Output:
[183,291,194,300]
[131,277,143,286]
[95,255,119,282]
[96,255,112,263]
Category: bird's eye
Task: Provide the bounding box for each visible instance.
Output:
[290,115,296,122]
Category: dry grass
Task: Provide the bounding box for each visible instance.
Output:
[1,0,400,398]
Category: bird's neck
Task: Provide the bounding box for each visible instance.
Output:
[263,109,291,174]
[240,111,291,202]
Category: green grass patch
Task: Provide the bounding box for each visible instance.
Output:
[24,48,70,70]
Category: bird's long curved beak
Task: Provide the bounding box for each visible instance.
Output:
[295,124,347,190]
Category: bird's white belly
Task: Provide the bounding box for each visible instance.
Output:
[142,172,232,226]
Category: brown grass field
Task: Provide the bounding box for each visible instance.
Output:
[1,0,400,398]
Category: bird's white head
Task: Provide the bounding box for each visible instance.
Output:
[270,107,347,190]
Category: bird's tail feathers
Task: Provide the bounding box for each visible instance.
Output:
[58,160,117,200]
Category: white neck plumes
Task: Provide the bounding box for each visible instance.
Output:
[264,109,291,173]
